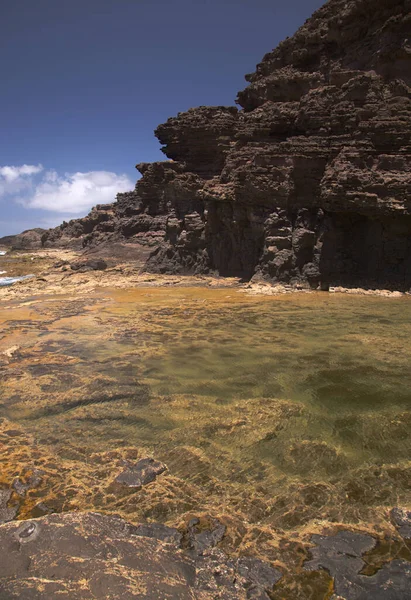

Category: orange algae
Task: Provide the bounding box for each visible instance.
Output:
[1,286,411,596]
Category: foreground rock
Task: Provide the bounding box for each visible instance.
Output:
[8,0,411,292]
[391,507,411,540]
[0,511,280,599]
[1,511,411,599]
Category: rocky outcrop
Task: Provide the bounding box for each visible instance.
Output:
[22,0,411,289]
[0,511,282,599]
[43,204,117,249]
[0,228,46,250]
[1,511,411,599]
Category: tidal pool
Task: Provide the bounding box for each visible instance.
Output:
[1,287,411,573]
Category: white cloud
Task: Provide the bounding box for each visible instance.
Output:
[0,164,43,196]
[0,164,43,182]
[0,164,134,215]
[23,170,133,213]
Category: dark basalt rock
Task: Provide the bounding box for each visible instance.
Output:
[8,0,411,291]
[186,516,226,555]
[1,510,410,598]
[114,457,167,488]
[304,530,411,599]
[0,512,282,599]
[237,557,283,592]
[0,512,198,599]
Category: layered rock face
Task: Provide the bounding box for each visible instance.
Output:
[39,0,411,289]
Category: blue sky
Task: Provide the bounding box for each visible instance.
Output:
[0,0,323,237]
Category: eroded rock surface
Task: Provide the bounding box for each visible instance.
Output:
[1,511,411,599]
[305,530,411,599]
[8,0,411,291]
[0,511,280,599]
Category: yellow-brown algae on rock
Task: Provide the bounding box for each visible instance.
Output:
[1,288,411,533]
[1,279,411,598]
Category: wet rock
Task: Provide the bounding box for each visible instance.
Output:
[194,549,240,598]
[0,511,272,599]
[31,502,55,518]
[129,522,182,547]
[237,556,283,598]
[305,530,411,599]
[0,489,18,524]
[246,585,272,600]
[391,507,411,540]
[187,516,226,555]
[194,546,281,599]
[12,470,43,497]
[304,530,375,585]
[0,512,197,599]
[114,457,167,488]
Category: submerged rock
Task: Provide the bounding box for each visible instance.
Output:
[114,457,167,488]
[391,507,411,540]
[12,470,43,497]
[305,530,411,599]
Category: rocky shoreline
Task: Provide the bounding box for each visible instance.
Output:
[1,251,411,597]
[2,0,410,293]
[1,0,411,596]
[1,248,411,301]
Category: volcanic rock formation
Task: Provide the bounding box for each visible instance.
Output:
[5,0,411,290]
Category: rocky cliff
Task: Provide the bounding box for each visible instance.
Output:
[11,0,411,290]
[0,228,46,250]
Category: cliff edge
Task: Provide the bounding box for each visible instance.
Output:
[5,0,411,290]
